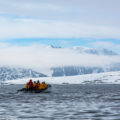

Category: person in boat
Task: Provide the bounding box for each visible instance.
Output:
[28,79,33,89]
[25,82,29,89]
[42,81,47,89]
[33,80,39,90]
[25,80,48,91]
[33,81,36,88]
[37,80,40,86]
[34,80,40,90]
[38,81,47,90]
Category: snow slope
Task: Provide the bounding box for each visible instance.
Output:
[0,67,47,81]
[4,71,120,84]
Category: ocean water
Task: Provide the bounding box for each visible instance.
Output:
[0,84,120,120]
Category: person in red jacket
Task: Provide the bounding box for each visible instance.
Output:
[28,79,33,89]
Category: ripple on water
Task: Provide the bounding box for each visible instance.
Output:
[0,84,120,120]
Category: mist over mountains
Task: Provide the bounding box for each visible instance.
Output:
[49,45,118,56]
[50,46,120,76]
[71,46,118,56]
[0,46,120,81]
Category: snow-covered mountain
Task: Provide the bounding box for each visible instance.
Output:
[47,46,119,77]
[4,71,120,84]
[51,66,104,77]
[48,45,118,55]
[71,46,118,56]
[0,67,47,81]
[51,64,120,77]
[1,65,120,81]
[0,46,120,81]
[47,45,62,49]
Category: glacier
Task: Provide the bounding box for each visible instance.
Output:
[4,71,120,84]
[0,47,120,84]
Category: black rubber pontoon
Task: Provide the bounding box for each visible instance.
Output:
[17,84,51,93]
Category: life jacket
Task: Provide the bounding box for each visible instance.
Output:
[28,81,33,88]
[38,83,47,90]
[42,83,47,89]
[38,84,43,90]
[37,82,40,87]
[25,82,29,89]
[33,83,36,88]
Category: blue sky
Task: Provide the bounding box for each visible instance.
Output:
[0,0,120,52]
[1,37,119,53]
[0,0,120,71]
[3,37,120,47]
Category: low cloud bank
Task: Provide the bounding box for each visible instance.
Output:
[0,44,120,73]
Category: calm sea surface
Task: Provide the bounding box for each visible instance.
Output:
[0,84,120,120]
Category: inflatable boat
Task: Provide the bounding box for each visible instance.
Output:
[17,84,51,93]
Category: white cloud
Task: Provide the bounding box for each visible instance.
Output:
[0,0,119,39]
[92,41,120,52]
[0,0,120,75]
[0,44,120,73]
[0,0,120,26]
[0,17,120,39]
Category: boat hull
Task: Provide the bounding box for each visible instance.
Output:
[17,85,51,93]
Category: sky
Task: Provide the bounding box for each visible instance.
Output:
[0,0,120,73]
[0,0,120,50]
